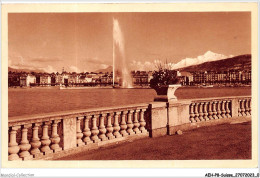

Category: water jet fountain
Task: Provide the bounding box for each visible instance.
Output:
[113,18,133,88]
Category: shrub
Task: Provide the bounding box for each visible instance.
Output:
[149,61,180,89]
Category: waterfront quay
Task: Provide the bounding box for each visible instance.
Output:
[8,94,251,161]
[8,69,251,88]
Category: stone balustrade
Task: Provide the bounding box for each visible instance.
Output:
[189,99,232,123]
[8,95,251,160]
[8,104,149,161]
[189,96,251,123]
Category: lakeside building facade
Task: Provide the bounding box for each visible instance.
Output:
[8,69,251,87]
[191,70,251,86]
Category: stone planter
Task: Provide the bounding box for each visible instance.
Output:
[153,84,182,102]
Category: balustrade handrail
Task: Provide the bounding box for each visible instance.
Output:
[8,102,150,126]
[188,95,251,103]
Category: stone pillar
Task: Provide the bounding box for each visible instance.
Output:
[91,115,101,143]
[203,102,209,121]
[216,101,222,119]
[99,114,108,141]
[113,112,122,138]
[212,101,218,119]
[208,102,213,120]
[106,113,115,140]
[41,121,53,155]
[8,126,21,161]
[241,100,245,116]
[150,102,167,137]
[139,109,147,134]
[19,124,33,160]
[50,120,62,152]
[249,99,251,115]
[226,101,231,118]
[194,103,200,122]
[230,99,239,117]
[198,103,205,121]
[189,103,196,123]
[245,99,250,116]
[76,117,84,147]
[168,100,190,135]
[221,101,227,118]
[238,100,242,116]
[83,115,93,145]
[30,123,43,158]
[63,117,77,150]
[126,110,135,135]
[133,109,141,134]
[120,111,128,137]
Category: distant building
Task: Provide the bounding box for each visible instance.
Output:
[85,75,93,83]
[191,70,251,85]
[26,74,36,86]
[132,71,149,86]
[8,73,20,87]
[40,74,51,85]
[178,71,193,86]
[68,73,79,84]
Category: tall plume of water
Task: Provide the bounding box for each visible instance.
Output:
[113,18,133,88]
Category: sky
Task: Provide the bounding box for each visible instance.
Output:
[8,12,251,73]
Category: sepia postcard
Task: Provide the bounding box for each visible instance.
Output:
[1,2,258,174]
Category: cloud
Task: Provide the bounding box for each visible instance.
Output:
[29,57,62,63]
[172,51,233,69]
[100,64,109,69]
[129,51,233,71]
[69,66,80,73]
[82,57,98,63]
[9,55,57,73]
[129,60,156,71]
[39,65,56,73]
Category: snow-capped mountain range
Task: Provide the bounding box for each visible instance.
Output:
[172,51,233,70]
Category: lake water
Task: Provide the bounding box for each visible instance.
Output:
[8,87,251,117]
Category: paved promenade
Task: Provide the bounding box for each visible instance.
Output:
[57,121,251,160]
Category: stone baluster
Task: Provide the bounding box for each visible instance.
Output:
[238,100,242,116]
[8,126,21,161]
[40,121,53,155]
[212,101,218,119]
[91,115,101,143]
[225,101,231,118]
[221,101,227,118]
[127,110,135,135]
[120,111,128,137]
[249,99,251,115]
[139,109,148,133]
[216,101,222,119]
[99,114,108,141]
[76,117,84,147]
[245,99,250,116]
[240,99,245,116]
[113,112,122,138]
[50,120,62,152]
[83,115,93,145]
[198,103,205,121]
[208,102,213,120]
[194,103,200,122]
[133,109,141,134]
[30,123,43,158]
[189,103,196,123]
[106,113,115,140]
[19,124,33,160]
[203,102,209,121]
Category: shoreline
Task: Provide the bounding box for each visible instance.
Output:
[8,85,252,90]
